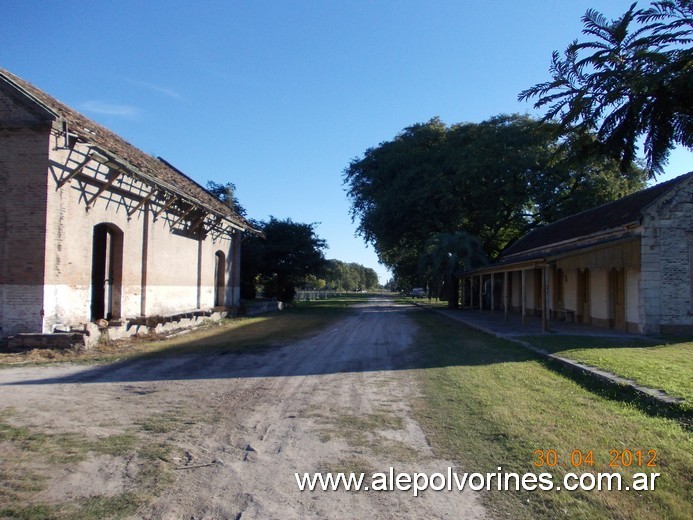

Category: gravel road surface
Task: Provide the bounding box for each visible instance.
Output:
[0,298,485,519]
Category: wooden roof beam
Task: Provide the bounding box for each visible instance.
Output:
[127,188,158,218]
[153,194,178,220]
[188,212,209,235]
[169,203,196,229]
[57,154,94,188]
[85,170,122,209]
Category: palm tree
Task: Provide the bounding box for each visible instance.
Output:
[519,0,692,176]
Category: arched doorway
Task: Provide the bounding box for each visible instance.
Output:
[91,224,123,321]
[214,251,226,307]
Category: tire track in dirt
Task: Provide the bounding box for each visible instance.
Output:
[0,299,486,519]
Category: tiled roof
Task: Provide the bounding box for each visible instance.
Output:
[503,171,693,258]
[0,67,253,230]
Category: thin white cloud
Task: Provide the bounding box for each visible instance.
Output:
[79,100,140,117]
[123,78,183,100]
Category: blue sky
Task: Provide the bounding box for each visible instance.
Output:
[2,0,691,283]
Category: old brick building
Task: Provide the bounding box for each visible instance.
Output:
[460,172,693,335]
[0,68,258,344]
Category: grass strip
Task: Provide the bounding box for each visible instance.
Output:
[519,335,692,408]
[410,311,692,520]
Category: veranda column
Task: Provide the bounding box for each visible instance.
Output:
[479,274,483,312]
[503,271,508,321]
[541,266,548,332]
[521,269,527,326]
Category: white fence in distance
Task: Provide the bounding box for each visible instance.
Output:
[294,290,339,301]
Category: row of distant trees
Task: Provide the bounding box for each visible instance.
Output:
[237,220,379,301]
[237,216,381,300]
[200,190,380,302]
[320,260,379,292]
[345,0,691,302]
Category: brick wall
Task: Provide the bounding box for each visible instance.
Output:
[0,89,51,336]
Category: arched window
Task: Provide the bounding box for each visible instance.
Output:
[91,223,123,321]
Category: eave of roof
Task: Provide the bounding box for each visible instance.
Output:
[503,172,692,257]
[463,232,640,276]
[460,171,692,276]
[0,67,260,235]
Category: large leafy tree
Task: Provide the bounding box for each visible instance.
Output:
[241,217,327,302]
[519,0,692,175]
[344,114,645,286]
[344,118,450,285]
[418,231,488,308]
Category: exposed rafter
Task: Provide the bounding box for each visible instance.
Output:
[57,154,95,188]
[85,170,121,209]
[54,147,257,239]
[169,203,196,229]
[154,195,178,220]
[188,212,209,235]
[127,188,158,218]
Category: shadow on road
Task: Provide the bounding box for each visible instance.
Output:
[3,301,538,386]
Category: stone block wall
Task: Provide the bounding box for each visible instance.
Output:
[640,176,693,334]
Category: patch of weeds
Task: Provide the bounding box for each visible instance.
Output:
[136,442,178,496]
[138,441,175,463]
[0,466,46,504]
[0,408,177,519]
[1,492,145,520]
[67,493,143,520]
[319,456,377,479]
[137,412,181,434]
[320,411,406,451]
[335,411,405,432]
[89,433,139,457]
[96,420,120,428]
[0,416,88,464]
[0,413,138,464]
[0,504,57,520]
[370,438,421,462]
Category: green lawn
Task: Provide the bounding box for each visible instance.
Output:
[410,312,692,520]
[518,335,692,408]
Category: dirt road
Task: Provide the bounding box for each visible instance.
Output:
[0,299,486,519]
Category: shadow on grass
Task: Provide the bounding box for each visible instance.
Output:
[412,312,692,427]
[516,334,662,354]
[539,356,692,429]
